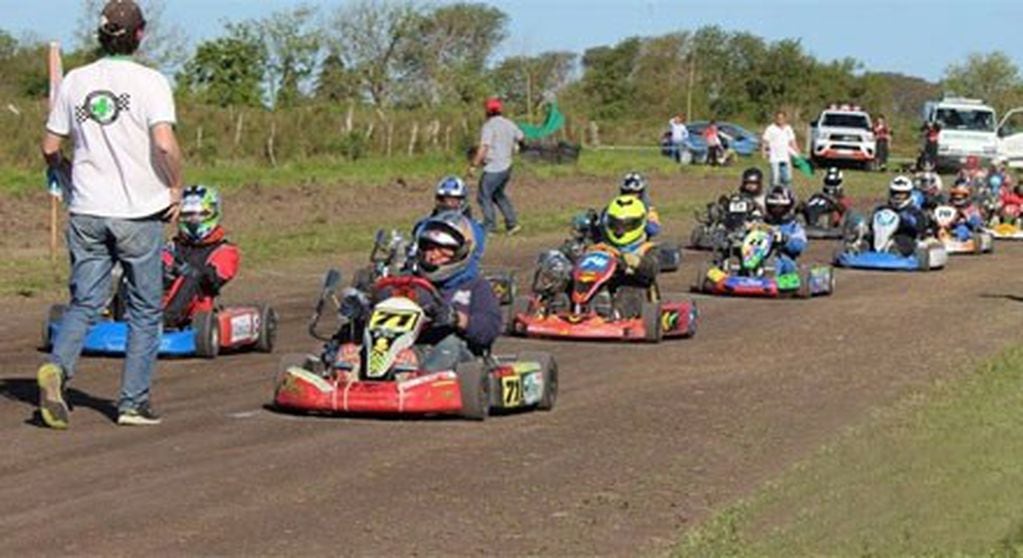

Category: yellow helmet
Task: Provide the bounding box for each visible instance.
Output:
[603,195,647,246]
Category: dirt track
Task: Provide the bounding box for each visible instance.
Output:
[3,175,1023,556]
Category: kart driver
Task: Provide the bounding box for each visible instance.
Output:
[800,167,851,227]
[618,171,662,237]
[999,180,1023,225]
[409,212,501,372]
[945,181,984,240]
[601,195,661,316]
[764,186,807,275]
[162,185,239,328]
[871,176,931,256]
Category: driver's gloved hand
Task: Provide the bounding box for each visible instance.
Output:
[339,287,371,321]
[428,301,459,329]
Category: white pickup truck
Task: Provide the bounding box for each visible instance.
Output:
[807,105,877,169]
[997,108,1023,169]
[922,97,998,170]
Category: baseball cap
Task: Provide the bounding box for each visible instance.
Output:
[484,97,503,114]
[100,0,146,35]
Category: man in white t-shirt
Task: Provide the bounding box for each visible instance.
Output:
[37,0,183,429]
[668,113,689,163]
[761,110,800,188]
[470,97,524,236]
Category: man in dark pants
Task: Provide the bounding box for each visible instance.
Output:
[470,97,524,236]
[38,0,183,428]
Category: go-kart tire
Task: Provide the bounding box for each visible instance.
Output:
[41,304,67,350]
[914,246,931,271]
[456,360,490,421]
[658,242,682,273]
[519,351,558,411]
[507,296,531,336]
[194,311,220,359]
[796,266,813,299]
[641,300,663,343]
[692,261,712,293]
[256,304,278,353]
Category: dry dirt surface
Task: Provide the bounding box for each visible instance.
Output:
[3,174,1023,556]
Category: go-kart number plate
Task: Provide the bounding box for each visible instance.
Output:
[729,200,748,212]
[502,375,523,406]
[580,252,612,272]
[369,309,420,332]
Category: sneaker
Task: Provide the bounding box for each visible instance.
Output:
[506,224,523,236]
[117,402,162,426]
[37,363,69,430]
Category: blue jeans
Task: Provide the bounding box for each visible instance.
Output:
[50,214,164,412]
[770,160,792,187]
[477,169,518,232]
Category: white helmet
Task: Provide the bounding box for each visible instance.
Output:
[888,176,914,209]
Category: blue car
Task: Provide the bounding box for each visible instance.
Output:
[661,122,761,164]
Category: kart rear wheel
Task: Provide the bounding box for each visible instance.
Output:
[456,360,489,421]
[689,227,704,249]
[641,300,663,343]
[797,266,813,299]
[691,262,712,293]
[914,246,931,271]
[658,242,682,273]
[519,351,558,411]
[256,304,278,353]
[194,311,220,359]
[506,296,531,336]
[41,304,67,350]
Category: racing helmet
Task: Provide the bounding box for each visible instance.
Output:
[765,186,796,222]
[414,212,476,283]
[823,167,844,196]
[620,172,648,196]
[888,176,914,209]
[740,167,764,197]
[919,158,937,173]
[988,172,1004,191]
[949,183,971,207]
[533,250,572,295]
[434,175,468,211]
[918,171,938,190]
[603,195,648,247]
[179,184,222,242]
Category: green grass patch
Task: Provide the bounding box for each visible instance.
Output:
[676,345,1023,557]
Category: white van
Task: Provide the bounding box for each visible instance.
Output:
[922,97,998,169]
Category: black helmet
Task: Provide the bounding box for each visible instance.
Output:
[823,167,843,197]
[765,186,796,222]
[740,167,764,197]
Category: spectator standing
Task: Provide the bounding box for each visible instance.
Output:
[761,110,800,187]
[921,121,941,168]
[704,120,722,166]
[668,113,689,163]
[470,97,523,236]
[873,114,892,171]
[38,0,183,429]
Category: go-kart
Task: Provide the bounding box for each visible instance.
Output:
[833,208,947,271]
[932,205,994,254]
[798,193,850,239]
[272,271,556,420]
[41,267,276,359]
[689,193,759,250]
[508,243,697,342]
[985,203,1023,240]
[693,222,834,298]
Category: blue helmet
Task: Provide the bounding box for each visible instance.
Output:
[435,176,468,199]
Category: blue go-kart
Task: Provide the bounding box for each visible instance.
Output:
[833,208,947,271]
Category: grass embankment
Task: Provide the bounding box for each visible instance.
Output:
[677,345,1023,557]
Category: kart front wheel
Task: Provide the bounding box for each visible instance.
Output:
[256,304,278,353]
[519,351,558,412]
[456,360,490,421]
[194,311,220,359]
[506,296,531,336]
[797,266,813,299]
[641,300,663,343]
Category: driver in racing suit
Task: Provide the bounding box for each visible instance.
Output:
[999,181,1023,225]
[162,185,240,328]
[944,182,984,240]
[408,212,502,372]
[618,172,662,237]
[601,195,660,317]
[764,186,807,275]
[864,176,930,256]
[799,167,850,227]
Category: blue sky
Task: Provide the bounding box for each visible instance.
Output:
[2,0,1022,82]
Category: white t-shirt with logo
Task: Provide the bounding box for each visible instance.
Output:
[669,120,688,143]
[762,123,796,163]
[46,57,176,219]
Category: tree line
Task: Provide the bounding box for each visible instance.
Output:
[2,0,1022,169]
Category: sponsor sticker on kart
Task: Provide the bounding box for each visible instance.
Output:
[230,314,258,344]
[522,371,543,406]
[580,252,612,272]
